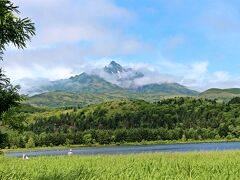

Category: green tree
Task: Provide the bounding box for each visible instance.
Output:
[25,137,35,148]
[83,133,92,145]
[0,70,22,146]
[0,0,35,147]
[0,70,22,117]
[0,0,35,59]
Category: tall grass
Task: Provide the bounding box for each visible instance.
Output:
[0,151,240,179]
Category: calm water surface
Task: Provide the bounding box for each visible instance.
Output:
[5,141,240,157]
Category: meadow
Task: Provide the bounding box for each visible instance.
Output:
[0,150,240,180]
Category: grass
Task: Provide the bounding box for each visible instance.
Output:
[0,150,240,179]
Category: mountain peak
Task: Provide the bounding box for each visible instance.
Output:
[104,61,124,74]
[109,61,120,67]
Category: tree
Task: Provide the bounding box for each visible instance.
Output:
[0,69,22,118]
[0,0,35,59]
[228,97,240,105]
[0,70,22,147]
[83,133,92,145]
[25,137,35,148]
[0,0,35,147]
[0,0,35,116]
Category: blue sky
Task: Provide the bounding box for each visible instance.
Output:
[1,0,240,91]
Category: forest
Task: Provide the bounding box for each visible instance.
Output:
[3,97,240,148]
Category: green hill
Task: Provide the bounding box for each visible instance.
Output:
[25,90,196,108]
[26,97,240,146]
[39,73,123,93]
[199,88,240,101]
[136,83,198,96]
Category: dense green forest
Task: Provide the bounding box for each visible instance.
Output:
[2,97,240,148]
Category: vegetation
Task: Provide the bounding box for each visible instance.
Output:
[0,69,23,148]
[3,97,240,148]
[136,83,198,95]
[0,0,35,59]
[25,90,192,108]
[0,70,22,117]
[1,151,240,179]
[199,88,240,102]
[0,0,35,148]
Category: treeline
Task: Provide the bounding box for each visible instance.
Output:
[7,127,225,148]
[4,97,240,148]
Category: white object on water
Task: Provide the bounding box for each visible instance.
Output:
[22,154,29,160]
[68,149,73,156]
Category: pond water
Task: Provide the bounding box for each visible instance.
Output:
[5,141,240,157]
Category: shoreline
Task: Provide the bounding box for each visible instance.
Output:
[2,138,240,153]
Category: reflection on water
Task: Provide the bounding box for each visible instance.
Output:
[5,141,240,157]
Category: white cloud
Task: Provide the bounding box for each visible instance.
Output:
[2,0,150,84]
[186,61,208,80]
[12,0,134,45]
[213,71,230,82]
[2,1,240,93]
[155,60,210,90]
[2,57,240,93]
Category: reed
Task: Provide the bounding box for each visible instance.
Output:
[0,150,239,179]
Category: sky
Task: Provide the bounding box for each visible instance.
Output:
[1,0,240,92]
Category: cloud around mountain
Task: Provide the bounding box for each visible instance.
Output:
[21,61,197,96]
[89,61,179,89]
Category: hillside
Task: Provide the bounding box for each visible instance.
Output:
[25,90,194,108]
[37,73,123,93]
[199,88,240,102]
[20,97,240,147]
[136,83,198,96]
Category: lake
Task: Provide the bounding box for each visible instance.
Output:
[5,141,240,157]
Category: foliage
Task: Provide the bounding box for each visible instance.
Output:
[0,0,35,59]
[0,0,35,148]
[5,97,240,148]
[82,133,92,145]
[0,132,7,148]
[25,137,35,148]
[0,69,22,119]
[228,97,240,105]
[25,91,191,108]
[136,83,198,95]
[1,151,240,179]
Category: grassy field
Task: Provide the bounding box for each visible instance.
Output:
[0,151,240,179]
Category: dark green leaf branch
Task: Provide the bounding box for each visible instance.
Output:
[0,0,35,60]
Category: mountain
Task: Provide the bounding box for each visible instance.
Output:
[104,61,126,74]
[137,83,199,96]
[24,61,200,107]
[104,61,144,80]
[37,73,123,93]
[199,88,240,101]
[103,61,144,88]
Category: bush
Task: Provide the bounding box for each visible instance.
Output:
[65,138,73,146]
[25,137,35,148]
[83,134,92,145]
